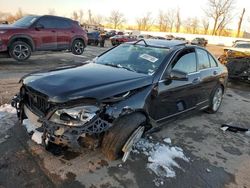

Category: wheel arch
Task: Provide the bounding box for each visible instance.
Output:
[71,36,86,48]
[8,35,35,51]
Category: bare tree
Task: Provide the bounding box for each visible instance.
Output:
[202,18,210,34]
[78,10,84,24]
[236,8,246,37]
[215,11,233,35]
[158,10,165,32]
[175,8,181,32]
[136,12,154,31]
[72,11,79,21]
[48,9,56,15]
[87,9,92,24]
[157,9,176,32]
[15,8,23,20]
[204,0,235,35]
[92,14,103,25]
[106,10,126,29]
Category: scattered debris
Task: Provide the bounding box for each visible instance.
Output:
[221,124,249,133]
[163,138,171,144]
[118,164,122,168]
[31,131,43,145]
[23,119,43,145]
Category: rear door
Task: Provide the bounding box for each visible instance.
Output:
[54,18,73,50]
[150,47,203,122]
[32,16,57,50]
[196,48,219,102]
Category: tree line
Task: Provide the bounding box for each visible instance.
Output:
[0,0,249,37]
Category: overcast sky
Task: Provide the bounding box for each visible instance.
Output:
[1,0,250,32]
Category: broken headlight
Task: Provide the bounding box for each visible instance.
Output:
[49,106,99,126]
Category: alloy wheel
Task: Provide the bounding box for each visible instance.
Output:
[13,44,30,60]
[212,87,223,111]
[74,41,84,54]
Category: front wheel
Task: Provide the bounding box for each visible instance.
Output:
[71,39,85,55]
[102,113,146,160]
[206,85,224,113]
[9,41,31,61]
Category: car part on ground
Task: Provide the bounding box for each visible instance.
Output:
[12,39,228,161]
[0,15,87,61]
[221,124,249,133]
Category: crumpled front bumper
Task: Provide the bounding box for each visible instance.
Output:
[11,95,111,148]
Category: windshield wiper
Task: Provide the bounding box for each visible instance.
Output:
[103,63,136,72]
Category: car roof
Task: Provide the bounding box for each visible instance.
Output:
[134,39,187,49]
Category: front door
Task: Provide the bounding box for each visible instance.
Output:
[32,16,57,50]
[150,48,202,122]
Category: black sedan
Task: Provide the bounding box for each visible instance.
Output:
[12,39,228,161]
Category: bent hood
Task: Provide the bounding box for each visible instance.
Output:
[23,63,153,103]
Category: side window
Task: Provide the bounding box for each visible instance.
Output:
[36,17,56,29]
[196,48,210,70]
[208,54,218,67]
[54,18,72,29]
[172,50,197,74]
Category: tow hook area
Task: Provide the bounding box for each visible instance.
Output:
[122,126,145,162]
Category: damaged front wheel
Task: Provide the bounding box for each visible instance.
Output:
[101,113,146,160]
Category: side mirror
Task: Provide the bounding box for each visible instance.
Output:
[169,69,188,81]
[35,24,44,30]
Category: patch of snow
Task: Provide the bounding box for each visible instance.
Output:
[133,138,189,181]
[163,138,171,144]
[0,104,16,114]
[0,104,16,119]
[31,131,43,145]
[23,119,37,133]
[245,130,250,136]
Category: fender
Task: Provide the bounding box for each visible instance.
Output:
[70,35,87,48]
[8,34,35,51]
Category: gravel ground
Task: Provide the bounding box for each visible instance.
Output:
[0,43,249,188]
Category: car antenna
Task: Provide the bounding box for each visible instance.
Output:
[133,39,148,47]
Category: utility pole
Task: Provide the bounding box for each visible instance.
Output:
[237,8,246,37]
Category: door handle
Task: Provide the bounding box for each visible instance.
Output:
[213,70,218,75]
[51,30,56,33]
[192,77,201,84]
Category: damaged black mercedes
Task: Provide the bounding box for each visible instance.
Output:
[12,39,228,161]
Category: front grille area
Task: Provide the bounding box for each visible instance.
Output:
[24,87,50,115]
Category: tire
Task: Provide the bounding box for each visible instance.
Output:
[102,113,146,160]
[71,39,85,55]
[9,41,31,61]
[206,85,224,114]
[94,40,99,46]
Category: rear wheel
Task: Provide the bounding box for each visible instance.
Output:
[102,113,146,160]
[9,41,31,61]
[72,39,84,55]
[206,85,223,113]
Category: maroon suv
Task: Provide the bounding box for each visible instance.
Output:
[0,15,88,61]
